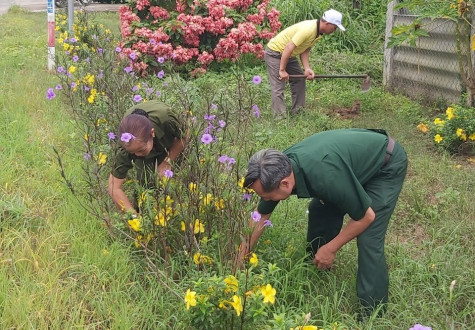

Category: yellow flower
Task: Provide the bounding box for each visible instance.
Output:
[193,252,213,265]
[68,65,77,74]
[184,289,197,310]
[97,152,107,165]
[202,193,213,206]
[249,253,258,267]
[193,252,201,264]
[137,192,147,208]
[96,117,107,126]
[469,133,475,141]
[417,123,429,133]
[433,117,445,126]
[218,300,227,309]
[456,128,464,137]
[291,326,319,330]
[224,275,239,293]
[261,284,276,304]
[238,177,245,188]
[193,219,204,234]
[214,198,225,210]
[63,43,70,51]
[446,107,455,120]
[84,134,88,141]
[181,221,186,231]
[230,295,243,316]
[128,218,141,232]
[434,134,443,143]
[154,212,166,227]
[188,182,197,192]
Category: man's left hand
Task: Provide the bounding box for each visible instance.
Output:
[313,244,336,269]
[305,68,315,80]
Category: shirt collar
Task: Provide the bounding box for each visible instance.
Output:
[289,157,311,197]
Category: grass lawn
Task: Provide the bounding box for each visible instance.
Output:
[1,7,474,329]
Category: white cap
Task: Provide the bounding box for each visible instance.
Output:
[322,9,345,31]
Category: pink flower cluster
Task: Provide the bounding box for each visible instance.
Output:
[119,0,281,74]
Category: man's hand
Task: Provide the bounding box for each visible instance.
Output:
[304,68,315,80]
[279,69,289,81]
[313,244,336,270]
[157,159,171,176]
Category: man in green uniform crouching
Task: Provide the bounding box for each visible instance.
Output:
[241,128,408,314]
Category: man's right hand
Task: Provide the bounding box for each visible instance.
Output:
[279,69,289,81]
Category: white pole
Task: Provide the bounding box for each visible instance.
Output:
[68,0,74,33]
[47,0,55,71]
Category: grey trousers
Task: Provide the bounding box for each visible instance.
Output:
[264,47,306,116]
[307,141,408,312]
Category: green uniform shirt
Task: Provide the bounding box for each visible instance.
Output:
[111,100,183,180]
[257,129,389,220]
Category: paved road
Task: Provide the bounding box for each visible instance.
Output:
[0,0,121,15]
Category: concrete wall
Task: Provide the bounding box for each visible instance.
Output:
[384,1,474,105]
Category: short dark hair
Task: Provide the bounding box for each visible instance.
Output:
[244,148,292,192]
[118,111,153,142]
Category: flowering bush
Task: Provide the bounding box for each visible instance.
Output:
[417,105,475,155]
[118,0,281,74]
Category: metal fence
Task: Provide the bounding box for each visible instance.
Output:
[383,1,474,105]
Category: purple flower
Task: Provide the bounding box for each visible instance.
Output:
[115,46,122,52]
[98,70,104,79]
[149,39,156,45]
[156,91,161,97]
[251,211,261,222]
[84,86,90,92]
[124,66,133,74]
[201,133,213,144]
[84,57,90,63]
[228,157,236,164]
[163,169,174,178]
[70,37,77,43]
[57,66,65,73]
[157,56,165,63]
[121,133,135,143]
[252,104,260,118]
[409,325,432,330]
[72,55,79,62]
[219,120,226,128]
[133,95,142,102]
[132,85,139,92]
[55,84,62,90]
[84,153,91,160]
[71,82,76,88]
[146,88,154,95]
[97,48,103,54]
[162,82,168,87]
[107,132,116,140]
[46,88,56,100]
[242,193,251,201]
[252,75,262,85]
[210,103,217,110]
[157,70,165,79]
[204,113,216,121]
[263,220,273,227]
[218,155,229,163]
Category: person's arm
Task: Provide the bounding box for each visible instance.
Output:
[299,48,315,80]
[313,206,375,269]
[234,211,272,270]
[278,41,297,81]
[108,174,137,214]
[157,136,186,175]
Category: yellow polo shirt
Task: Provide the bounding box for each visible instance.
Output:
[267,20,321,57]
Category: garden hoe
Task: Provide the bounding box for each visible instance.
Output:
[288,74,372,92]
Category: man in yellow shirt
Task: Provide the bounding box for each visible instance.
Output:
[265,9,345,118]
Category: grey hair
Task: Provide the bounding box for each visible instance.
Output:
[244,148,292,192]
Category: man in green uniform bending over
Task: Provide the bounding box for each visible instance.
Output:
[108,100,186,214]
[241,128,408,314]
[265,9,345,118]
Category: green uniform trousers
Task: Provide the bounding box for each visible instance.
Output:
[306,141,407,311]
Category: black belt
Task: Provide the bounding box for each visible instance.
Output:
[383,136,395,166]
